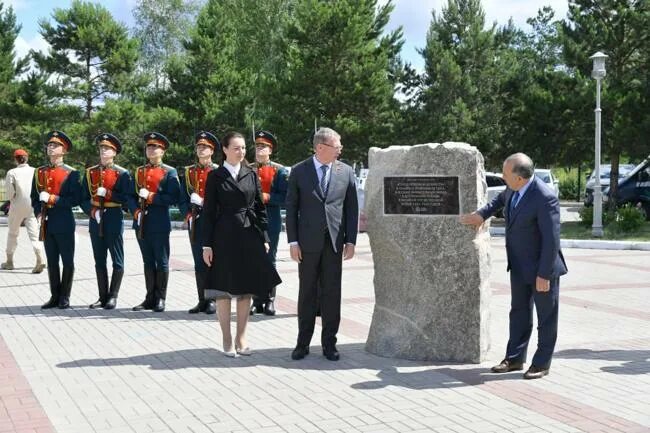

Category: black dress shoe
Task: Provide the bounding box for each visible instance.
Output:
[89,299,104,309]
[523,365,549,380]
[204,300,216,314]
[264,301,276,316]
[188,301,203,314]
[323,347,340,361]
[41,297,59,309]
[152,299,165,312]
[291,346,309,360]
[490,359,523,373]
[103,297,117,310]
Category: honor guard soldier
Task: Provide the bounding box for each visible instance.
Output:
[250,130,289,316]
[80,134,133,310]
[31,130,81,309]
[129,132,180,312]
[179,131,219,314]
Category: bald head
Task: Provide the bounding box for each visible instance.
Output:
[502,153,535,191]
[505,153,534,179]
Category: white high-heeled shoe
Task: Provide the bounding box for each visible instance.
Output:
[236,346,253,356]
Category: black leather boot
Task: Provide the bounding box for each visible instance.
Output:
[204,299,216,314]
[41,265,60,309]
[188,271,206,314]
[250,296,264,315]
[264,286,277,316]
[152,270,168,312]
[89,267,109,309]
[104,268,124,310]
[58,266,74,309]
[133,267,156,311]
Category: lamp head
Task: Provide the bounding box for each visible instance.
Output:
[590,51,608,79]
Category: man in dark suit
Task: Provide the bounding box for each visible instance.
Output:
[461,153,567,379]
[286,127,359,361]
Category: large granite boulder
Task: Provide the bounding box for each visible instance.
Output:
[364,143,491,363]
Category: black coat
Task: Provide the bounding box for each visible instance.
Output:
[201,164,281,296]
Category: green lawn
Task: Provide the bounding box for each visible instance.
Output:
[561,221,650,241]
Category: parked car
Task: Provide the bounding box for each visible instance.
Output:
[534,169,559,197]
[603,156,650,220]
[486,172,506,217]
[584,164,635,206]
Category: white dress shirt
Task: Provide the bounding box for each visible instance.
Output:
[223,161,241,180]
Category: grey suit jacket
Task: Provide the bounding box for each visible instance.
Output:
[478,176,568,284]
[285,157,359,253]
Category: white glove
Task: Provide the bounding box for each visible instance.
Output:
[138,188,150,199]
[188,216,193,230]
[190,192,203,206]
[137,212,142,226]
[94,209,101,224]
[96,187,107,197]
[39,191,50,202]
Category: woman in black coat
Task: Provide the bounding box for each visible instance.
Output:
[202,132,281,357]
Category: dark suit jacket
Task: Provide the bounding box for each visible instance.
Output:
[285,157,358,253]
[478,176,568,284]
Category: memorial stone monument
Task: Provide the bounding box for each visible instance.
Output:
[364,143,491,363]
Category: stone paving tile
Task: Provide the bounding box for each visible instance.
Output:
[1,226,650,432]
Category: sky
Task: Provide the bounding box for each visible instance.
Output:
[7,0,569,71]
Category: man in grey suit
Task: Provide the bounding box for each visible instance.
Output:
[286,127,359,361]
[460,153,567,379]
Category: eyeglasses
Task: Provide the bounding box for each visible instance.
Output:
[321,143,343,151]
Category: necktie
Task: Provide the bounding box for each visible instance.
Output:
[510,191,520,212]
[320,165,329,195]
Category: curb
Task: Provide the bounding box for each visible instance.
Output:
[489,226,650,251]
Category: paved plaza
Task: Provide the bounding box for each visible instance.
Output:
[0,223,649,433]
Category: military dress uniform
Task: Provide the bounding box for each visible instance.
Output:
[31,131,81,309]
[179,131,219,314]
[80,134,133,310]
[250,130,289,316]
[129,132,180,312]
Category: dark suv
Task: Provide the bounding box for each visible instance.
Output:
[603,155,650,220]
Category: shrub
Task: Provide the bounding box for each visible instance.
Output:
[615,204,645,232]
[555,168,580,201]
[578,205,614,227]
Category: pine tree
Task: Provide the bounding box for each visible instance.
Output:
[562,0,650,208]
[33,0,141,119]
[271,0,403,163]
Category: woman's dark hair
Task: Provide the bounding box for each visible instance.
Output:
[15,155,27,164]
[220,131,247,163]
[221,131,245,148]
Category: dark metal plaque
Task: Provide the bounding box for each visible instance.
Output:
[384,176,459,215]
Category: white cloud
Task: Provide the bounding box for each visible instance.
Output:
[482,0,569,29]
[386,0,570,71]
[15,34,49,60]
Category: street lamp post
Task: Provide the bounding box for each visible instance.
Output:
[590,51,608,238]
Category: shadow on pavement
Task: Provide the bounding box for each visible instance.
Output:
[0,305,295,322]
[554,348,650,375]
[54,343,519,389]
[351,365,523,390]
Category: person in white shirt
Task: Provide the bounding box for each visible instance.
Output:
[2,149,45,273]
